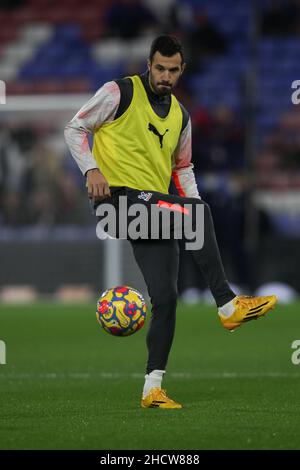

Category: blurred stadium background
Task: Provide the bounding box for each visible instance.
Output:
[1,0,300,304]
[2,0,300,452]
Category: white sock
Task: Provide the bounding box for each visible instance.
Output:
[142,370,165,398]
[218,297,237,318]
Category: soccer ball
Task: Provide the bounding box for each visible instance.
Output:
[96,286,147,336]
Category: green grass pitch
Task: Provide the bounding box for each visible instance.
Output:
[0,301,300,450]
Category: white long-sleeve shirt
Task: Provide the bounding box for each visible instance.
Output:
[65,79,200,199]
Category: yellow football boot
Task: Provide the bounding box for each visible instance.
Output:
[141,388,182,409]
[219,295,277,332]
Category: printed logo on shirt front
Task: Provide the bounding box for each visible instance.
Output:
[148,123,169,148]
[137,191,153,202]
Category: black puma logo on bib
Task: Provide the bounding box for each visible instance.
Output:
[148,123,169,148]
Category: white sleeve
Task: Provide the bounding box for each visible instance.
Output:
[172,118,201,199]
[64,81,120,175]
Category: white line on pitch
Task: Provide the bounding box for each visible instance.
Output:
[0,371,300,380]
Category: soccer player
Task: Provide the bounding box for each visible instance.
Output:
[65,35,277,409]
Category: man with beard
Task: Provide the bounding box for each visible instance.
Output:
[65,35,277,409]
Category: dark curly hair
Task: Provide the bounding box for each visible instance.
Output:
[149,35,184,64]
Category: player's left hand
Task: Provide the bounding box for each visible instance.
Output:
[86,168,111,202]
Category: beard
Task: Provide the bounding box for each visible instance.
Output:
[149,74,173,96]
[156,84,172,96]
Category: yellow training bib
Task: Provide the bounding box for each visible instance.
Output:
[92,75,182,194]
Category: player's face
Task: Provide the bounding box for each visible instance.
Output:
[147,52,185,96]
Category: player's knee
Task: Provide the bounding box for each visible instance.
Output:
[193,198,209,209]
[189,197,211,214]
[202,200,211,214]
[187,199,211,232]
[151,287,178,309]
[194,199,212,219]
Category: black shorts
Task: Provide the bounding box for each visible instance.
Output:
[94,186,201,242]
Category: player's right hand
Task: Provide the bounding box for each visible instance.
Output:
[86,168,111,201]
